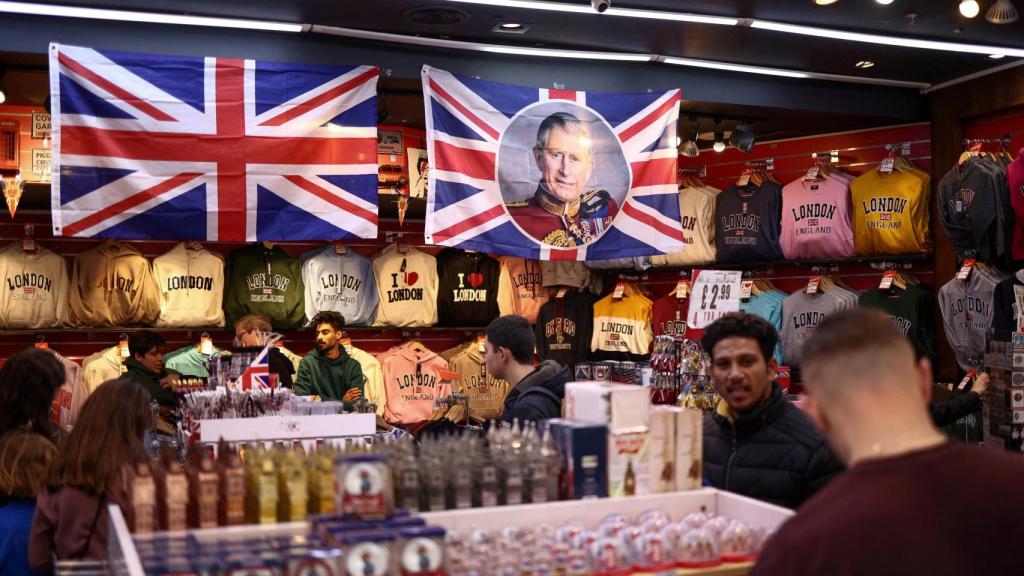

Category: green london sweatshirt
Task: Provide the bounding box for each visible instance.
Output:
[123,358,180,407]
[223,244,305,330]
[293,347,365,410]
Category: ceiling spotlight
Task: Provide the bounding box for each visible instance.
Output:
[681,116,700,158]
[876,0,894,4]
[729,122,756,154]
[986,0,1019,23]
[855,60,876,68]
[814,0,839,5]
[493,21,530,33]
[713,118,726,153]
[989,53,1007,58]
[960,0,981,18]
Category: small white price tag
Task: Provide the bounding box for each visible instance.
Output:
[804,166,819,181]
[737,171,751,187]
[880,157,895,173]
[956,259,975,281]
[674,279,689,300]
[958,370,975,391]
[686,269,743,330]
[612,281,626,300]
[740,280,753,301]
[805,276,821,295]
[879,270,897,290]
[118,339,130,358]
[200,336,214,355]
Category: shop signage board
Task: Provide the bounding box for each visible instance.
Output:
[31,112,50,139]
[31,148,51,180]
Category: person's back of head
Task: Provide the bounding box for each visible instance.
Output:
[800,308,939,464]
[485,314,534,363]
[48,378,153,495]
[0,429,57,502]
[0,347,66,442]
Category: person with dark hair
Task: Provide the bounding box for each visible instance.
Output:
[752,309,1024,576]
[0,347,66,445]
[30,378,153,571]
[0,430,57,575]
[700,312,842,509]
[507,111,618,247]
[233,313,295,388]
[485,315,569,424]
[294,310,364,409]
[123,330,179,423]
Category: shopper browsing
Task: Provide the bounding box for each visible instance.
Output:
[30,378,153,572]
[701,313,842,509]
[233,314,295,388]
[0,430,57,576]
[294,311,365,410]
[485,315,570,424]
[123,331,179,432]
[752,309,1024,575]
[0,347,66,445]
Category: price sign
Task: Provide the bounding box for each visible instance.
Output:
[956,258,976,281]
[31,112,51,139]
[31,149,51,180]
[804,166,819,181]
[879,157,895,173]
[686,269,742,330]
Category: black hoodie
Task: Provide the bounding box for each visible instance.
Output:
[500,359,569,424]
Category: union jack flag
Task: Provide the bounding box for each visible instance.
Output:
[422,65,684,261]
[49,43,380,242]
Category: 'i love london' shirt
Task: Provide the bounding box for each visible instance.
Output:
[372,244,438,327]
[436,249,500,326]
[780,176,855,260]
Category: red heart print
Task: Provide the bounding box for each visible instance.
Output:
[405,271,419,286]
[468,273,484,288]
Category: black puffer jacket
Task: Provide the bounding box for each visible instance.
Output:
[703,383,843,509]
[501,360,569,425]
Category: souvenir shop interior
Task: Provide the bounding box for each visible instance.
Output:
[0,1,1023,575]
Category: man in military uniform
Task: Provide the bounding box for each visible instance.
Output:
[508,111,618,247]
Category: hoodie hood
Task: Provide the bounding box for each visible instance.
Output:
[513,359,569,398]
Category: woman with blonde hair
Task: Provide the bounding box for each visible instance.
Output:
[29,377,153,572]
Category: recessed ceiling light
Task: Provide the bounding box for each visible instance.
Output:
[960,0,981,18]
[815,0,839,5]
[876,0,894,4]
[855,60,875,68]
[989,53,1007,58]
[499,22,523,29]
[492,21,530,33]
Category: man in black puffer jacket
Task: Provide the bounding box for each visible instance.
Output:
[485,315,570,424]
[701,313,843,509]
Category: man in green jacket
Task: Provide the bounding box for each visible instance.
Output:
[123,330,180,432]
[294,311,364,410]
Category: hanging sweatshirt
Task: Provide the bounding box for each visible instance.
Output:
[739,290,786,364]
[294,348,364,410]
[447,343,510,422]
[49,350,87,430]
[937,158,1009,264]
[990,273,1024,339]
[1009,151,1024,261]
[0,242,70,329]
[858,284,937,361]
[539,260,590,289]
[939,269,1002,372]
[300,245,378,326]
[380,343,452,426]
[781,289,856,367]
[651,290,691,338]
[372,245,439,327]
[152,242,225,328]
[591,284,653,361]
[650,186,719,267]
[346,345,385,417]
[715,181,785,262]
[780,176,855,260]
[498,257,549,323]
[850,169,930,256]
[535,290,598,371]
[223,244,305,329]
[436,249,500,326]
[164,346,219,378]
[68,241,160,327]
[82,346,127,394]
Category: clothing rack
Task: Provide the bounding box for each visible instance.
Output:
[704,139,930,171]
[677,166,707,177]
[744,158,774,170]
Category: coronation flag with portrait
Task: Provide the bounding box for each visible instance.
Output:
[422,65,685,261]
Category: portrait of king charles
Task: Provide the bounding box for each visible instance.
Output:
[506,111,619,247]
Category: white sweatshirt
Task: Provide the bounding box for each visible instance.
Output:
[152,242,226,327]
[0,242,70,329]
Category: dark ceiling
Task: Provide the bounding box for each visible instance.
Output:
[24,0,1024,85]
[2,1,1021,140]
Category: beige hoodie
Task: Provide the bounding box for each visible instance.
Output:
[0,241,70,329]
[69,241,160,327]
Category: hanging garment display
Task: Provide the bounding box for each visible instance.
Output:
[1008,148,1024,260]
[371,244,439,327]
[436,248,500,327]
[0,241,70,329]
[779,174,855,260]
[991,270,1024,340]
[82,345,128,395]
[446,341,510,422]
[740,288,787,364]
[152,242,226,328]
[300,245,378,326]
[859,283,937,361]
[535,289,599,372]
[850,164,931,256]
[714,181,785,262]
[497,257,548,324]
[48,349,87,429]
[780,282,858,367]
[379,341,452,426]
[937,155,1012,265]
[68,240,160,327]
[591,283,654,362]
[223,244,305,330]
[346,342,386,417]
[939,266,1004,372]
[650,185,719,267]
